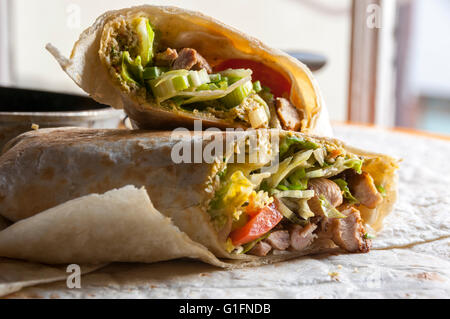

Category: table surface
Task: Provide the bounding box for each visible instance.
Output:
[3,124,450,299]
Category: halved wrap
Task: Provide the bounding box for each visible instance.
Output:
[46,5,331,135]
[0,128,398,265]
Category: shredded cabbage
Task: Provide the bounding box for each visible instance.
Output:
[313,148,326,166]
[219,68,252,79]
[333,178,359,204]
[320,156,364,178]
[178,76,252,105]
[318,195,347,218]
[275,197,308,225]
[297,199,315,219]
[279,136,319,157]
[305,168,324,179]
[272,189,314,199]
[265,150,313,188]
[345,158,363,174]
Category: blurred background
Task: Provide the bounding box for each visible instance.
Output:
[0,0,449,135]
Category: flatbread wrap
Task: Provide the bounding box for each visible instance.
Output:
[0,128,398,265]
[46,5,332,135]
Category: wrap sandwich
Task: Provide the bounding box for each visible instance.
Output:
[46,5,331,135]
[0,128,398,265]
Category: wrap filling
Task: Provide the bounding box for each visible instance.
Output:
[208,135,385,256]
[103,16,301,130]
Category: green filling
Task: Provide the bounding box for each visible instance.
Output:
[363,233,376,239]
[318,196,347,218]
[220,81,253,108]
[376,184,386,196]
[252,81,262,93]
[121,51,144,85]
[111,17,278,127]
[208,135,376,254]
[143,66,167,80]
[134,17,154,66]
[345,158,363,174]
[279,136,319,158]
[333,178,359,204]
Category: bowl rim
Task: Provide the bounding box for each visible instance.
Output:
[0,108,124,121]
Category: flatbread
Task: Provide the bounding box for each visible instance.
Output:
[0,186,224,266]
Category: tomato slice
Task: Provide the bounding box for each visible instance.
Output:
[214,59,291,98]
[230,202,283,246]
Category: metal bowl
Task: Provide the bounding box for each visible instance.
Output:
[0,86,125,151]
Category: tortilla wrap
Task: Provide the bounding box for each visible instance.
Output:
[46,5,332,136]
[0,128,397,265]
[0,185,221,297]
[0,185,226,266]
[0,212,104,297]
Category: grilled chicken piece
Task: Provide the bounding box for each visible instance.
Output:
[172,48,212,73]
[275,98,302,131]
[332,207,371,252]
[154,48,178,67]
[347,172,383,209]
[266,230,290,250]
[268,100,282,129]
[288,223,317,251]
[308,178,343,208]
[248,241,272,256]
[320,206,371,253]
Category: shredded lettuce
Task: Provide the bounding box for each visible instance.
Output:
[285,167,308,190]
[274,198,308,225]
[345,158,363,174]
[313,148,326,166]
[318,195,347,219]
[133,17,154,66]
[276,184,289,191]
[279,136,319,158]
[305,168,324,179]
[320,156,364,178]
[297,199,315,219]
[286,182,308,191]
[272,189,314,199]
[333,178,359,204]
[121,51,144,85]
[265,150,313,189]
